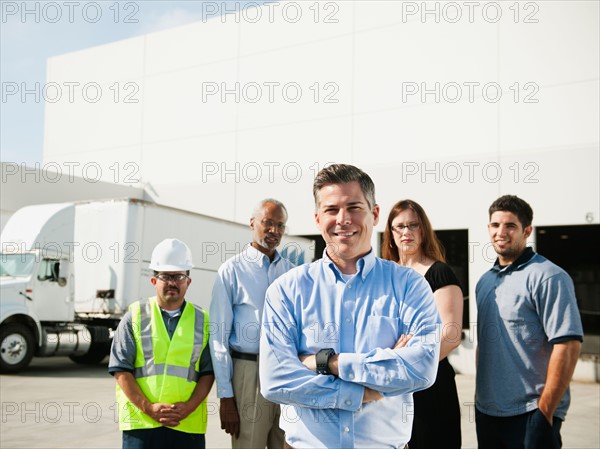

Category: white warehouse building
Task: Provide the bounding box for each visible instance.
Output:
[15,1,600,377]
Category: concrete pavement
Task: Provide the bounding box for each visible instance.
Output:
[0,357,598,448]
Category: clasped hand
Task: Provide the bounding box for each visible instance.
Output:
[147,401,192,427]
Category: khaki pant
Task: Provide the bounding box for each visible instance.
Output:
[231,358,284,449]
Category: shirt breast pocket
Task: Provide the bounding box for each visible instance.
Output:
[366,316,400,350]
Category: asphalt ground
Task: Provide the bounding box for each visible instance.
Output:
[1,357,598,449]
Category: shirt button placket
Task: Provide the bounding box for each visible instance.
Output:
[340,414,353,448]
[341,282,357,353]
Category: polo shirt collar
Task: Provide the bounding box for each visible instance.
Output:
[492,246,536,273]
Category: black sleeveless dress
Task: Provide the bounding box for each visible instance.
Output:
[408,261,462,449]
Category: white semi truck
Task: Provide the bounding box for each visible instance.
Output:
[0,199,314,373]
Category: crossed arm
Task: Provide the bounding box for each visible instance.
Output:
[261,308,440,410]
[298,353,384,403]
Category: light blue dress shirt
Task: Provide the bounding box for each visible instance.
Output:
[209,244,294,398]
[260,250,441,448]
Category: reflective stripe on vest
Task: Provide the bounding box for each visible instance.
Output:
[133,298,205,382]
[116,297,210,434]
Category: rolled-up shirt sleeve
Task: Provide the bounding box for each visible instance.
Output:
[108,310,135,375]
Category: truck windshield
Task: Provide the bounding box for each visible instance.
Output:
[0,254,36,277]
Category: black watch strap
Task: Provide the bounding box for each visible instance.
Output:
[316,348,336,375]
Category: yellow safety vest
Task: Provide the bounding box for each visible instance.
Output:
[116,297,210,434]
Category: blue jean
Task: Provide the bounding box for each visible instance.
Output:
[122,427,205,449]
[476,408,563,449]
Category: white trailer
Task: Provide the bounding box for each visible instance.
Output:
[0,198,314,373]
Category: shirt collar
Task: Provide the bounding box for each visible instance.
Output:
[245,244,280,268]
[159,300,186,318]
[322,248,376,281]
[492,246,536,273]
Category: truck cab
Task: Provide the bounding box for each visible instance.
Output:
[0,204,93,373]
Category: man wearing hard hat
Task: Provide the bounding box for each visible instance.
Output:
[109,238,214,449]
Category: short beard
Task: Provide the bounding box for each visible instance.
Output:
[494,245,519,259]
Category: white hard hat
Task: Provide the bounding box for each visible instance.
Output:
[149,238,194,271]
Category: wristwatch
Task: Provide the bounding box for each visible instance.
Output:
[316,348,336,375]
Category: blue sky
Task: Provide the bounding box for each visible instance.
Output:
[1,1,262,165]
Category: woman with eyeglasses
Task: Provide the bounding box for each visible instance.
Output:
[382,199,463,449]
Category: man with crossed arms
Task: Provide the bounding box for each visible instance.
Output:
[260,164,440,449]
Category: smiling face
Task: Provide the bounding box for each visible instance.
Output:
[488,210,532,265]
[315,181,379,273]
[391,208,422,258]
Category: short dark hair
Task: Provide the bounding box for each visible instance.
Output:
[488,195,533,228]
[312,164,376,209]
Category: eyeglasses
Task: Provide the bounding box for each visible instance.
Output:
[392,222,420,233]
[155,273,189,282]
[261,219,286,232]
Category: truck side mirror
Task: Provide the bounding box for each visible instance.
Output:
[57,260,69,287]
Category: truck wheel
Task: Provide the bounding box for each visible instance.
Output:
[69,342,110,365]
[0,323,35,374]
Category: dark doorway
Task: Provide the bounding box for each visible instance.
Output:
[298,235,326,261]
[536,225,600,350]
[436,230,470,329]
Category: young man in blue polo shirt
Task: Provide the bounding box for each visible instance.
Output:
[475,195,583,449]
